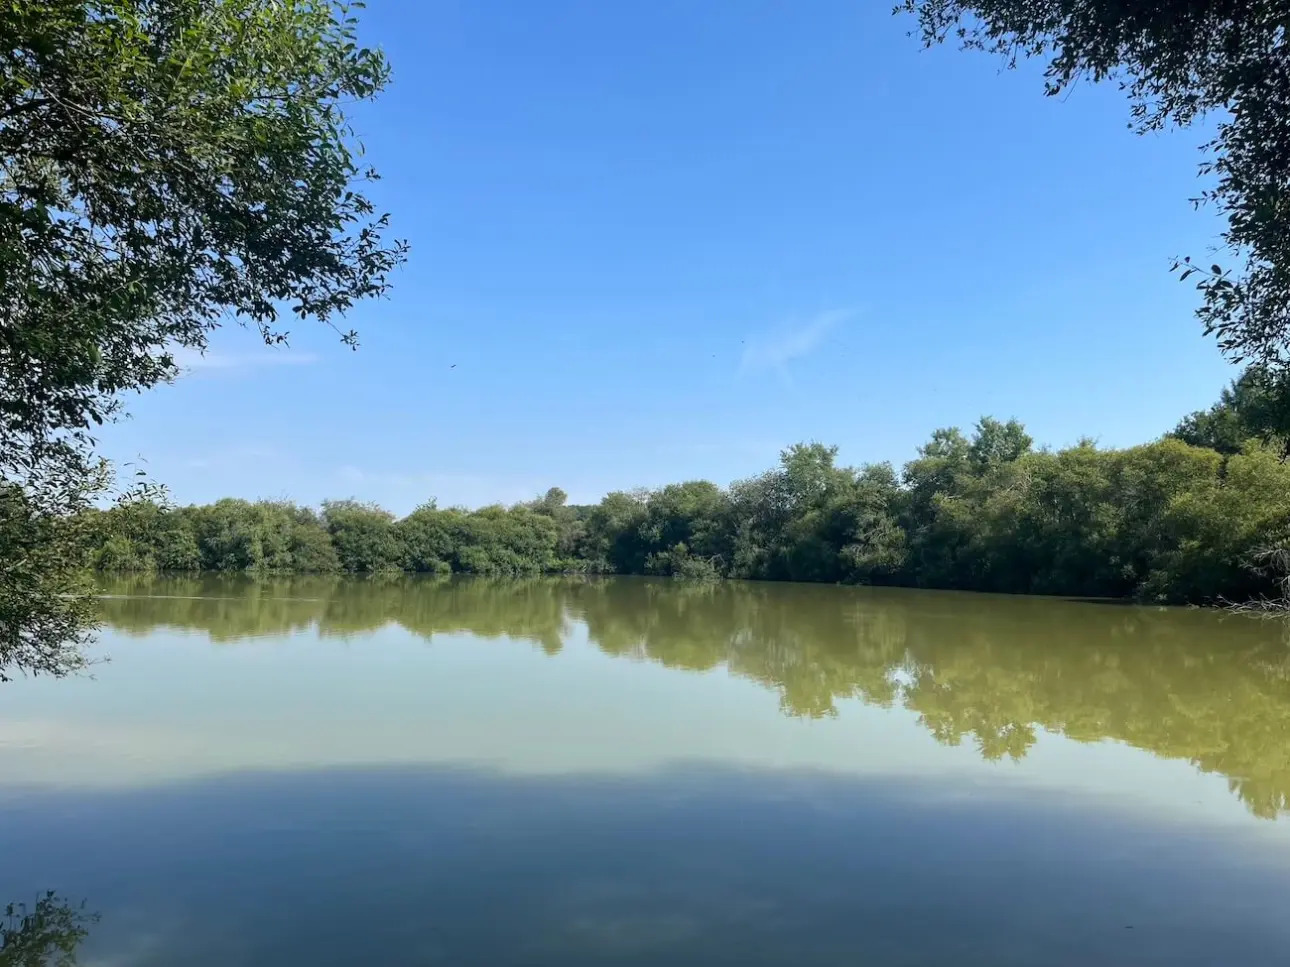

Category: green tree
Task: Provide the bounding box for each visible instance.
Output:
[582,491,649,574]
[1148,445,1290,602]
[1,892,97,967]
[729,443,856,581]
[190,499,266,571]
[1173,366,1290,455]
[837,463,908,583]
[396,503,457,574]
[639,481,730,577]
[968,417,1032,471]
[451,505,560,576]
[526,488,590,567]
[323,500,401,573]
[0,0,404,678]
[1,0,406,479]
[286,506,341,573]
[531,487,568,516]
[0,476,101,679]
[902,426,979,587]
[72,390,1290,606]
[150,514,202,571]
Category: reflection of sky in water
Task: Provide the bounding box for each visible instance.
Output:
[4,765,1290,966]
[3,584,1290,965]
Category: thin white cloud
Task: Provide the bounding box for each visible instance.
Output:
[171,346,320,373]
[740,308,855,374]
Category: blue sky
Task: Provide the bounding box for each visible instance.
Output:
[100,0,1236,514]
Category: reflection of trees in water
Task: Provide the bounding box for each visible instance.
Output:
[1,893,95,967]
[98,573,571,654]
[97,576,1290,818]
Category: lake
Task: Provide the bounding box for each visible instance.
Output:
[2,575,1289,965]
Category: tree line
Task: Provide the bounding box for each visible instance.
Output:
[82,372,1290,605]
[7,0,1290,681]
[96,573,1290,819]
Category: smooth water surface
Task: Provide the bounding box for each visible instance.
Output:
[2,576,1289,965]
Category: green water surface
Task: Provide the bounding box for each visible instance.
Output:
[1,575,1288,965]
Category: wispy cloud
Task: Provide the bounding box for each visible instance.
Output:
[740,308,855,374]
[171,346,320,373]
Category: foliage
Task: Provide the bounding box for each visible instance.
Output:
[0,0,403,680]
[1,892,97,967]
[897,0,1290,368]
[77,376,1290,606]
[321,500,400,573]
[1,0,406,488]
[1172,365,1290,455]
[0,469,106,681]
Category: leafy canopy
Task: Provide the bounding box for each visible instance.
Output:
[1172,364,1290,455]
[0,0,404,680]
[0,0,407,486]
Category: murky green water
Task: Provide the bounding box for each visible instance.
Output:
[3,575,1289,965]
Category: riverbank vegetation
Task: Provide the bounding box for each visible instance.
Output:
[82,373,1290,605]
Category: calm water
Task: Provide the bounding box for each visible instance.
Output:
[2,576,1290,965]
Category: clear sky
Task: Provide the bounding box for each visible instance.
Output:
[99,0,1237,514]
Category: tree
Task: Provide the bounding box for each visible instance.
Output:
[969,417,1032,470]
[638,481,730,577]
[322,500,401,573]
[286,506,341,573]
[901,427,975,587]
[71,400,1290,604]
[191,499,265,571]
[0,0,404,677]
[531,488,568,516]
[0,474,102,680]
[1,0,406,478]
[898,1,1290,368]
[451,505,561,576]
[837,463,908,583]
[396,503,458,574]
[729,444,857,581]
[1172,365,1290,455]
[582,491,649,574]
[1,892,97,967]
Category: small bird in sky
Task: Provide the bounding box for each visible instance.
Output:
[450,363,457,369]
